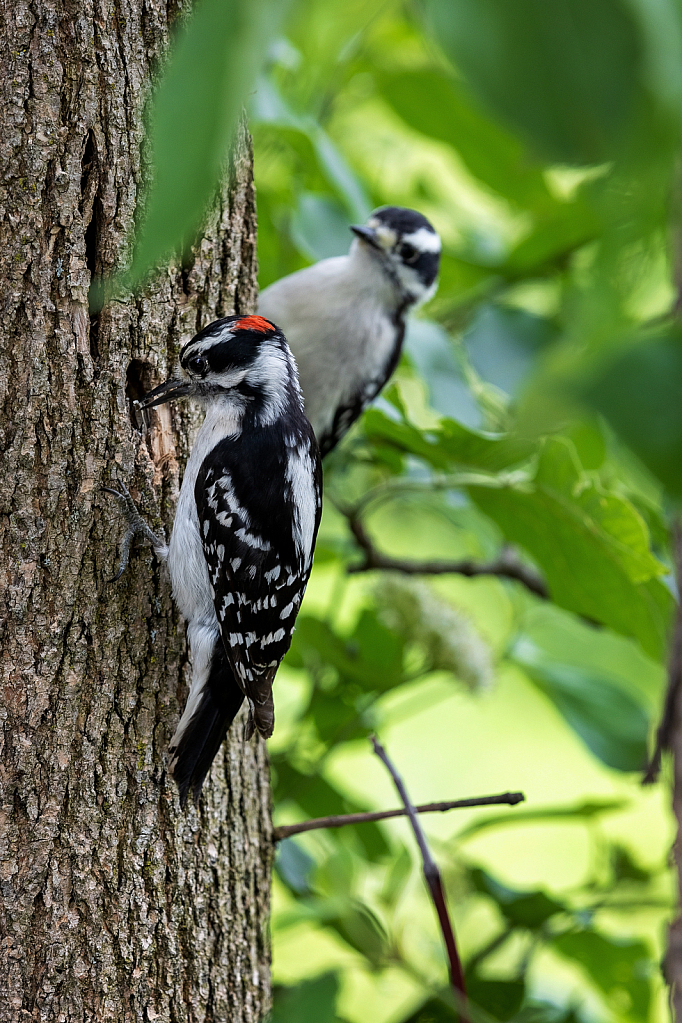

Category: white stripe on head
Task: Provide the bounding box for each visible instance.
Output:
[184,325,232,358]
[402,227,441,253]
[248,339,298,424]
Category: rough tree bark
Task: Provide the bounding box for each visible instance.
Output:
[0,1,272,1020]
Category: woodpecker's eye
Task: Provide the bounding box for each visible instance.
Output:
[188,356,208,377]
[400,242,418,263]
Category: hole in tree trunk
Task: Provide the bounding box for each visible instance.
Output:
[126,359,155,431]
[80,130,96,197]
[81,131,103,362]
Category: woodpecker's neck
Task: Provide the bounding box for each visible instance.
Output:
[195,397,245,447]
[240,340,304,428]
[348,239,407,308]
[348,238,421,311]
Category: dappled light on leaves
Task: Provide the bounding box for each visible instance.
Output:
[259,0,678,1007]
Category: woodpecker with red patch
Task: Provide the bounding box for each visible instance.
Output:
[107,314,322,805]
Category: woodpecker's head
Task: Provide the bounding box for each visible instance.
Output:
[137,315,302,425]
[350,206,441,306]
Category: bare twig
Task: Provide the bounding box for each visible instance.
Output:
[371,735,468,1021]
[346,512,548,599]
[273,791,525,841]
[644,518,682,784]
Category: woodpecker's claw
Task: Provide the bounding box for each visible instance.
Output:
[103,482,166,582]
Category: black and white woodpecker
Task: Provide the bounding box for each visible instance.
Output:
[258,205,441,458]
[108,315,323,805]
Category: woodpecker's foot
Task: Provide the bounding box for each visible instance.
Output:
[104,482,166,581]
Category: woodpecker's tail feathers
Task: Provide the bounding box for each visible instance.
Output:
[254,693,275,739]
[169,649,244,807]
[243,692,275,742]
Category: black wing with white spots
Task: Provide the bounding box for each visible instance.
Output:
[195,425,322,738]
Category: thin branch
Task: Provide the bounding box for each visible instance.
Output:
[644,518,682,783]
[371,735,468,1022]
[346,512,549,599]
[273,791,525,841]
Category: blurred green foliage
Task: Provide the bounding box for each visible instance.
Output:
[252,0,679,1015]
[121,0,682,1020]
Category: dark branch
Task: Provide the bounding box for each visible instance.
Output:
[644,518,682,783]
[346,512,548,599]
[273,791,525,841]
[371,735,468,1021]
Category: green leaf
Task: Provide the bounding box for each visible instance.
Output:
[290,193,352,260]
[456,799,628,841]
[276,839,316,895]
[467,976,525,1021]
[552,930,652,1022]
[315,847,356,898]
[327,901,390,967]
[404,319,482,427]
[426,0,656,165]
[290,613,405,691]
[469,437,673,658]
[610,845,652,883]
[401,996,457,1023]
[512,1002,582,1023]
[251,76,370,220]
[437,419,536,473]
[121,0,282,289]
[464,305,558,398]
[272,973,340,1023]
[469,869,565,928]
[504,201,601,275]
[584,329,682,500]
[512,643,650,771]
[361,411,453,471]
[353,608,406,683]
[380,845,412,907]
[308,688,373,746]
[351,819,391,863]
[273,761,354,818]
[362,409,535,474]
[378,68,556,212]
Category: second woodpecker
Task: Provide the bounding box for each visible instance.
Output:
[258,206,441,458]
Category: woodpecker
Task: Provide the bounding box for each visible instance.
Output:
[258,206,441,457]
[107,315,323,805]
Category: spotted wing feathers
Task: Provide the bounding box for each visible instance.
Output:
[196,437,321,739]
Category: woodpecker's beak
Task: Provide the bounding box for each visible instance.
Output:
[136,378,192,410]
[350,224,381,250]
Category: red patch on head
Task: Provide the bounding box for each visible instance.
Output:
[233,315,274,334]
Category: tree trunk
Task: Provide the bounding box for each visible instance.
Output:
[0,2,271,1020]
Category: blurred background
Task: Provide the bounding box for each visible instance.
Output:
[132,0,682,1020]
[251,3,680,1021]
